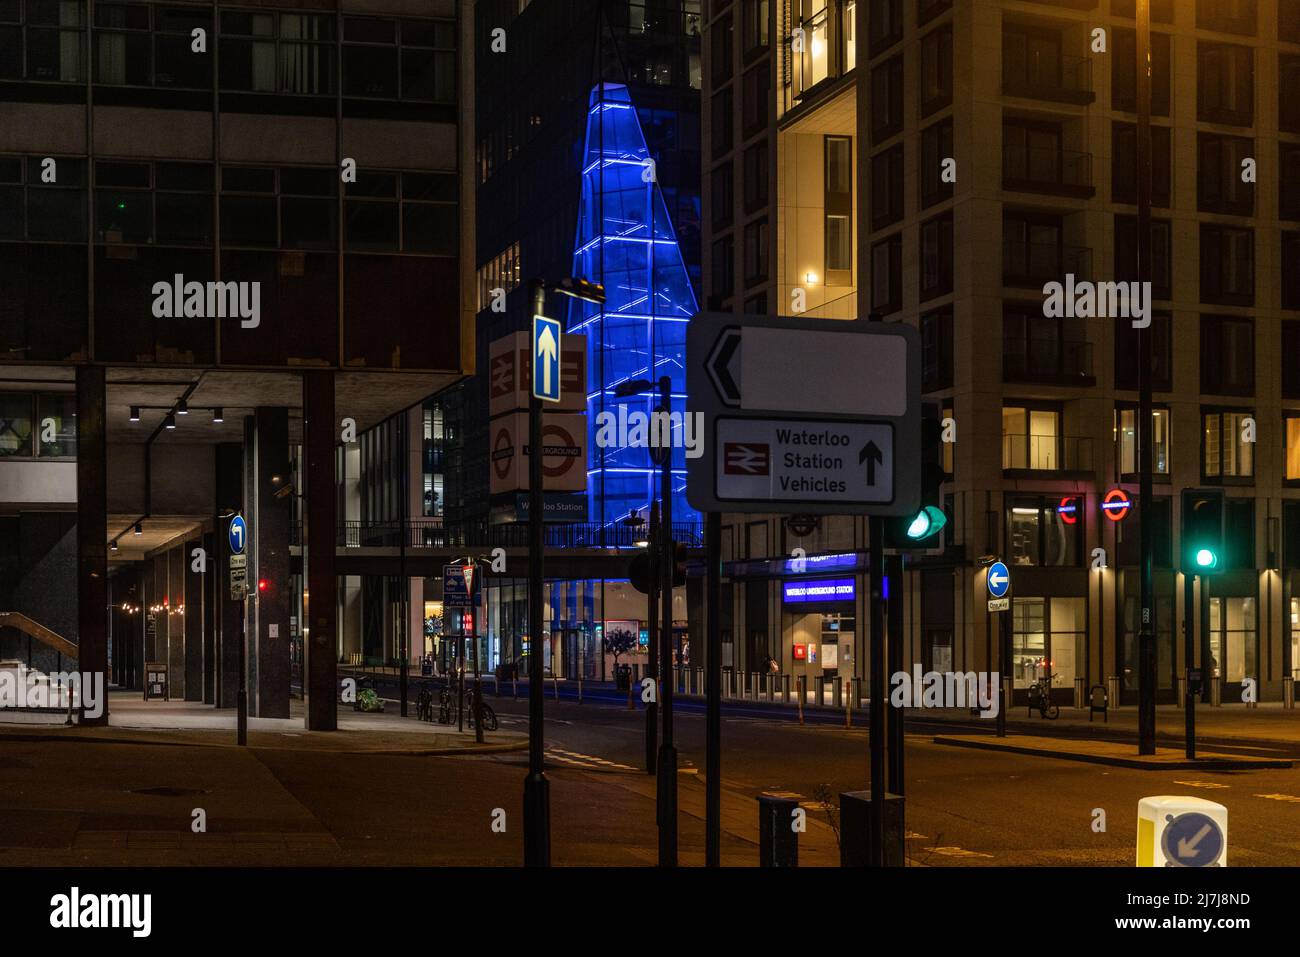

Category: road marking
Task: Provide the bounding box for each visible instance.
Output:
[547,748,638,772]
[1173,780,1231,789]
[929,846,995,859]
[1254,793,1300,803]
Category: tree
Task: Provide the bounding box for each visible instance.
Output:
[603,628,637,668]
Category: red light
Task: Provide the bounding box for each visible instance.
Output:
[793,644,807,661]
[257,578,269,592]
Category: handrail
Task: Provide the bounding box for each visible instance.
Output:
[0,612,77,659]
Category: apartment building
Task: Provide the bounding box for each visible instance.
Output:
[702,0,1300,704]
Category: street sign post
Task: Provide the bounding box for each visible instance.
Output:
[686,314,920,516]
[229,513,249,747]
[532,315,562,403]
[986,560,1011,739]
[443,563,478,608]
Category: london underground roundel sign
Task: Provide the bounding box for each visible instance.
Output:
[1102,488,1131,522]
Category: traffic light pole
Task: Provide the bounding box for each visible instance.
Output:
[886,553,904,797]
[523,287,551,867]
[657,376,678,867]
[237,596,247,746]
[1185,573,1196,759]
[1135,0,1158,756]
[646,502,659,776]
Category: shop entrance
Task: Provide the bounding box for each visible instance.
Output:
[1010,596,1083,704]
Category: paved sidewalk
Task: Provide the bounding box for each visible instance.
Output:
[932,733,1292,770]
[0,691,527,755]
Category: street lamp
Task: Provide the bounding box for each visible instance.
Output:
[524,276,605,868]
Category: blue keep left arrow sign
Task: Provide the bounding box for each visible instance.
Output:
[532,315,562,403]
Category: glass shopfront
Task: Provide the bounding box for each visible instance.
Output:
[783,575,857,678]
[1010,596,1083,695]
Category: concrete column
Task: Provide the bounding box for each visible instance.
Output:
[76,365,108,725]
[202,530,216,704]
[184,537,203,700]
[250,407,292,719]
[303,370,337,730]
[215,442,242,708]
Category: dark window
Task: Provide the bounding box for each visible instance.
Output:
[1112,28,1171,115]
[1283,321,1300,398]
[1003,305,1092,384]
[1115,312,1173,392]
[870,233,902,314]
[1200,224,1254,306]
[1114,215,1172,301]
[1282,56,1300,133]
[344,18,397,97]
[1284,231,1300,310]
[868,0,902,55]
[919,26,951,117]
[1224,498,1254,568]
[711,235,734,298]
[742,0,768,55]
[871,144,904,230]
[870,55,903,145]
[1284,0,1300,43]
[1003,25,1090,102]
[1201,315,1255,396]
[711,88,733,157]
[919,118,953,209]
[221,12,335,95]
[221,195,276,246]
[741,62,769,136]
[1284,143,1300,220]
[919,0,951,26]
[921,309,953,392]
[743,143,767,214]
[1197,0,1257,35]
[743,217,768,284]
[155,6,212,89]
[919,212,952,300]
[1115,497,1173,567]
[1198,133,1254,215]
[1198,42,1253,125]
[399,19,456,103]
[1112,122,1171,207]
[711,162,734,229]
[711,12,732,85]
[1003,211,1075,287]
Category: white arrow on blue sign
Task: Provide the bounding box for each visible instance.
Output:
[228,514,247,555]
[532,315,562,403]
[987,561,1010,599]
[1160,812,1224,867]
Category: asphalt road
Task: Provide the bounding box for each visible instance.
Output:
[3,689,1300,866]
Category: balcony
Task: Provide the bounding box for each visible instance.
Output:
[1002,53,1094,104]
[1003,334,1095,385]
[1003,145,1094,199]
[1003,238,1091,287]
[1002,434,1094,475]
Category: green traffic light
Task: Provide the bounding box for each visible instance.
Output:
[1195,547,1217,569]
[906,505,948,540]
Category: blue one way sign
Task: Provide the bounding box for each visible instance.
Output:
[987,561,1010,599]
[228,514,248,555]
[532,315,562,403]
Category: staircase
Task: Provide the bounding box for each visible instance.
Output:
[0,613,79,719]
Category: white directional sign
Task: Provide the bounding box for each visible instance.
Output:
[1137,796,1227,867]
[687,313,920,515]
[713,418,895,507]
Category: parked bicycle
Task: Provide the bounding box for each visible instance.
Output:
[1026,673,1060,719]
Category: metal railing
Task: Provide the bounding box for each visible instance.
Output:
[1003,239,1091,287]
[1002,434,1094,472]
[1003,144,1093,194]
[299,520,706,550]
[1002,335,1094,382]
[1002,51,1092,100]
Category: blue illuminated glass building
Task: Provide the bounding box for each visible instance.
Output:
[569,83,700,530]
